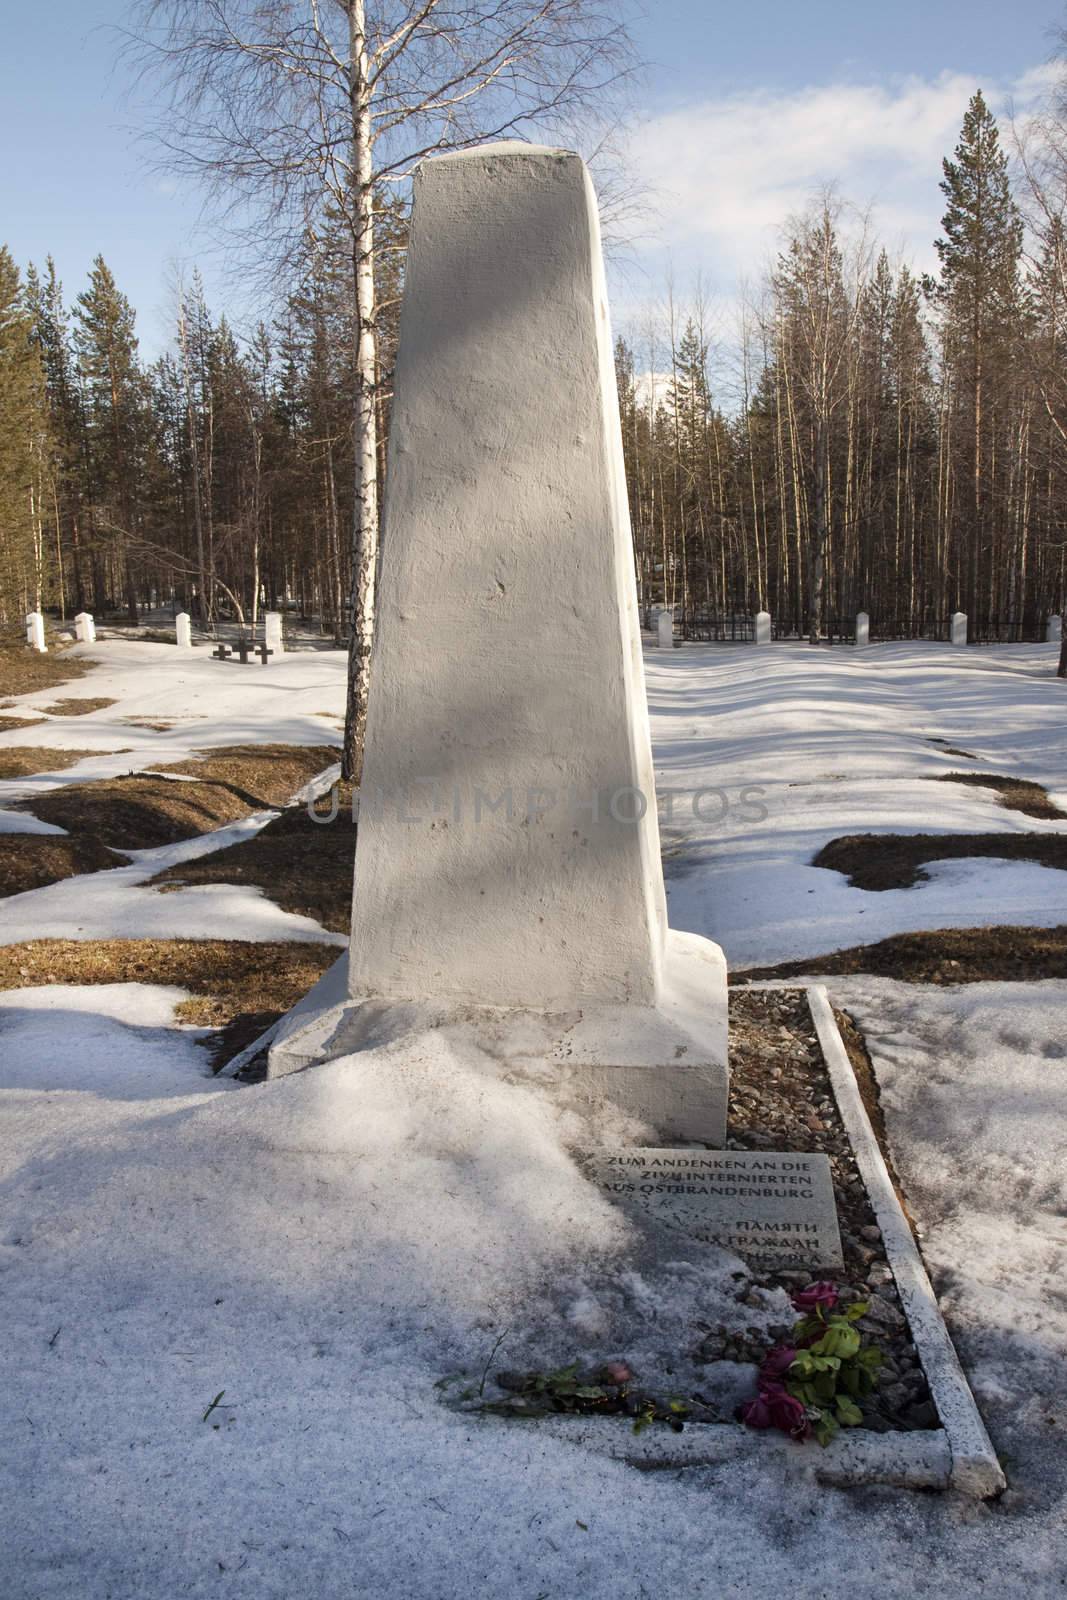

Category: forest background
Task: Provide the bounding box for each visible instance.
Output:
[5,9,1067,660]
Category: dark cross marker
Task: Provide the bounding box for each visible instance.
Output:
[212,643,232,661]
[235,637,251,664]
[257,643,273,665]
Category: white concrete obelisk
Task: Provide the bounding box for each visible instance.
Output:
[269,145,728,1140]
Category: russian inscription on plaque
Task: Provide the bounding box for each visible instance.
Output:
[585,1149,844,1269]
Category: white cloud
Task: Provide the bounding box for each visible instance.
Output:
[619,66,1052,298]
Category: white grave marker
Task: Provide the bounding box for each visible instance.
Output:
[264,611,284,656]
[950,611,967,646]
[754,610,771,645]
[855,611,869,647]
[74,611,95,644]
[175,612,192,648]
[1047,614,1062,644]
[26,612,46,652]
[657,609,674,649]
[269,144,729,1142]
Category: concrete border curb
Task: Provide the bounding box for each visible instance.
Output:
[807,984,1005,1497]
[505,985,1005,1495]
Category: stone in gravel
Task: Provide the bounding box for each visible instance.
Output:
[861,1296,907,1334]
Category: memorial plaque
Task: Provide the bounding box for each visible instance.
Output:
[585,1149,844,1269]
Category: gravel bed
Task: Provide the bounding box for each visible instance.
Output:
[712,987,936,1433]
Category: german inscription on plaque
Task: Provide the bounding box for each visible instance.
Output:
[585,1149,844,1269]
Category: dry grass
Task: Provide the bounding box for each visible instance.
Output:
[935,771,1067,820]
[16,743,339,851]
[153,743,338,793]
[0,836,123,898]
[2,743,340,896]
[151,782,356,933]
[0,644,97,698]
[736,925,1067,984]
[0,747,130,781]
[0,938,339,1066]
[0,716,46,733]
[813,830,1067,891]
[39,697,117,717]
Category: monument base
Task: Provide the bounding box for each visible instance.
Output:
[268,930,729,1145]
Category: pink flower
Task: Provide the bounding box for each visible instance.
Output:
[601,1361,634,1387]
[791,1280,839,1315]
[759,1345,797,1383]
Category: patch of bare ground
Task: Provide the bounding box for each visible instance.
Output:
[934,770,1067,820]
[0,643,97,698]
[928,738,976,759]
[15,744,339,851]
[0,747,132,781]
[150,781,356,934]
[0,717,46,733]
[813,830,1067,890]
[120,718,179,731]
[0,938,338,1067]
[0,836,123,897]
[38,697,117,717]
[1,743,340,896]
[735,924,1067,984]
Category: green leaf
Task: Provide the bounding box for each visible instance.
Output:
[836,1395,864,1426]
[813,1412,839,1447]
[846,1300,869,1321]
[814,1370,836,1403]
[830,1326,861,1360]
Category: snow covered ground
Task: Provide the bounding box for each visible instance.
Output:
[2,638,1067,1596]
[652,640,1067,967]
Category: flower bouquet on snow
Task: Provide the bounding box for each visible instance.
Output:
[738,1281,882,1447]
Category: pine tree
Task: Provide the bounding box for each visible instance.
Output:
[0,247,51,624]
[928,91,1024,622]
[74,256,145,621]
[27,257,89,614]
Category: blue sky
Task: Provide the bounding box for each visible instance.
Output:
[1,1,1063,358]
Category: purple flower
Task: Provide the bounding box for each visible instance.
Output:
[764,1385,812,1441]
[791,1280,839,1316]
[738,1388,777,1430]
[739,1380,812,1442]
[759,1345,798,1383]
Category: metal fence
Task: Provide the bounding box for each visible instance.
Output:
[677,610,756,642]
[967,616,1047,645]
[824,616,857,645]
[868,615,953,643]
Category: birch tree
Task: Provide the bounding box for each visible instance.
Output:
[127,0,634,779]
